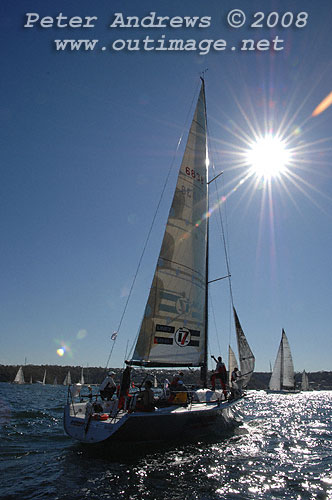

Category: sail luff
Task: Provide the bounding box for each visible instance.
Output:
[129,81,209,369]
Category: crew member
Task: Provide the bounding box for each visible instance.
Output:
[210,355,227,398]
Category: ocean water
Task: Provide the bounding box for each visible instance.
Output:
[0,383,331,500]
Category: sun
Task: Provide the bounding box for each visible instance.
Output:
[246,135,291,180]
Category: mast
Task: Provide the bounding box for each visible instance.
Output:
[280,335,284,390]
[202,76,209,387]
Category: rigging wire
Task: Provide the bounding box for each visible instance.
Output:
[206,104,235,351]
[105,81,202,369]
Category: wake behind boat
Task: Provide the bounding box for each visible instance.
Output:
[64,79,255,445]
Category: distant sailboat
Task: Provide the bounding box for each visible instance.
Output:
[79,368,85,385]
[301,370,310,391]
[13,366,25,384]
[63,371,72,386]
[37,369,47,385]
[268,329,297,393]
[53,377,58,385]
[29,375,33,384]
[233,307,255,388]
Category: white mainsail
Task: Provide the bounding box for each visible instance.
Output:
[130,82,208,368]
[13,366,25,384]
[53,377,57,385]
[301,370,309,391]
[228,345,238,385]
[80,368,85,385]
[37,369,47,384]
[63,371,72,386]
[269,329,295,391]
[233,307,255,388]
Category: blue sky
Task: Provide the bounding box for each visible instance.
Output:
[1,0,332,372]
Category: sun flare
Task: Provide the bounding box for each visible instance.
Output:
[246,135,291,180]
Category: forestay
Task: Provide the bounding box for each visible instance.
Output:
[130,83,208,367]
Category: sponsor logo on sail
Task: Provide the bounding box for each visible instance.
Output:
[174,327,191,347]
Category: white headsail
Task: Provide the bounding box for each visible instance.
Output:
[13,366,25,384]
[63,371,72,386]
[129,82,208,368]
[228,345,238,385]
[301,370,309,391]
[80,368,85,385]
[269,329,295,391]
[233,307,255,387]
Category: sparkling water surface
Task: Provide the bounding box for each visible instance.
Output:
[0,383,331,499]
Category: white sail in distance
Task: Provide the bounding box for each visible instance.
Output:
[269,329,295,391]
[130,82,208,368]
[233,307,255,387]
[80,368,85,385]
[63,371,72,386]
[13,366,25,384]
[301,370,309,391]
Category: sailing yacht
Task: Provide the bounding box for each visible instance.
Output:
[63,371,72,386]
[13,366,25,384]
[37,369,47,385]
[79,367,85,385]
[268,329,298,393]
[301,370,310,391]
[64,79,254,445]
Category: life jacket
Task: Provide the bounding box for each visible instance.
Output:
[172,392,187,404]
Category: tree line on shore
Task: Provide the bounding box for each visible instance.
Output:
[1,364,332,390]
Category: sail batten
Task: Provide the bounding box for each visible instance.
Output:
[130,83,208,368]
